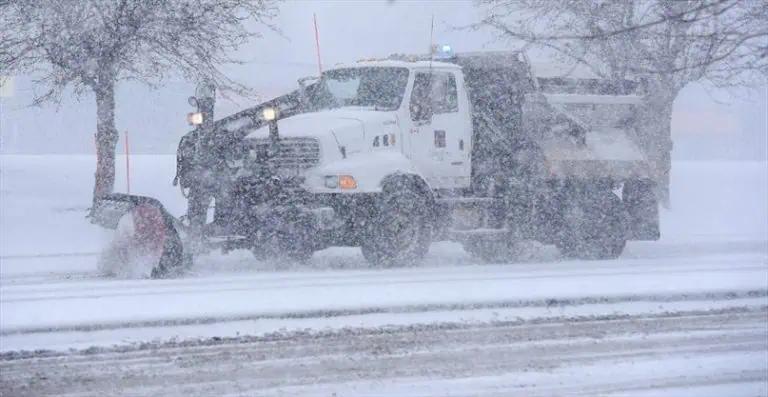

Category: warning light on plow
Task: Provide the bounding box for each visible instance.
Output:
[262,107,278,122]
[187,112,203,125]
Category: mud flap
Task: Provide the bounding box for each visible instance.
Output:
[91,194,188,278]
[623,180,660,241]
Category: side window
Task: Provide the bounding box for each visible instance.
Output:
[409,72,458,121]
[410,73,432,121]
[431,73,458,114]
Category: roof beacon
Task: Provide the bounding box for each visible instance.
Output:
[434,44,454,60]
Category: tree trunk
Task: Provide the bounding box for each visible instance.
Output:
[92,80,119,205]
[654,100,674,207]
[640,84,676,208]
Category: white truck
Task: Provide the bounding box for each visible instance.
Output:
[92,50,660,275]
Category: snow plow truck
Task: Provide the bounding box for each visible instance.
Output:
[91,49,661,277]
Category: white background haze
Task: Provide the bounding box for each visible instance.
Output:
[0,0,765,160]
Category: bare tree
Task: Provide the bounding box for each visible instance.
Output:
[476,0,767,204]
[0,0,276,204]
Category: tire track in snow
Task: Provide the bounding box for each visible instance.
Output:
[0,308,764,397]
[2,289,764,336]
[3,263,764,303]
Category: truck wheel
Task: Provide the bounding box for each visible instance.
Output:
[463,239,523,263]
[557,191,627,260]
[361,180,431,267]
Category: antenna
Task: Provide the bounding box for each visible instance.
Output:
[313,13,323,76]
[428,14,434,71]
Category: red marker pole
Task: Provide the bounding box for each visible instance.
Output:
[124,130,131,194]
[313,13,323,75]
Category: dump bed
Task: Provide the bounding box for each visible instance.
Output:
[528,71,651,179]
[454,51,652,181]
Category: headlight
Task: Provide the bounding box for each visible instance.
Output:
[187,112,203,125]
[262,107,278,121]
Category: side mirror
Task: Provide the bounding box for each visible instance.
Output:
[188,96,198,108]
[297,76,320,109]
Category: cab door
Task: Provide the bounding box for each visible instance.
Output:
[407,70,469,189]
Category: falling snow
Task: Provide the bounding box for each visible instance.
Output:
[1,1,766,396]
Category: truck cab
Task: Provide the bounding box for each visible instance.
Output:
[242,60,473,193]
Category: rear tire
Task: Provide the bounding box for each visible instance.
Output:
[361,179,431,267]
[556,190,628,260]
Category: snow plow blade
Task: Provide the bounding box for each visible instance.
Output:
[90,193,189,278]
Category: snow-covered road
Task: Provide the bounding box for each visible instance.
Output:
[1,155,766,395]
[1,240,767,351]
[1,305,765,396]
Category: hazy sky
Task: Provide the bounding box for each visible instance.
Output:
[1,0,765,159]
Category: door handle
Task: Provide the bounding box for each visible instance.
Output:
[434,130,446,148]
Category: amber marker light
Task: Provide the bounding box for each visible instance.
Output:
[339,175,357,189]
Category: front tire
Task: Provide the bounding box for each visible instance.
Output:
[361,179,432,267]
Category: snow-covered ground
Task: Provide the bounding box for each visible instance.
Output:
[0,155,766,396]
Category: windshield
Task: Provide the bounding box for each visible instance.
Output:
[308,67,409,111]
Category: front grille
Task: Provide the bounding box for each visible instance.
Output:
[251,137,321,169]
